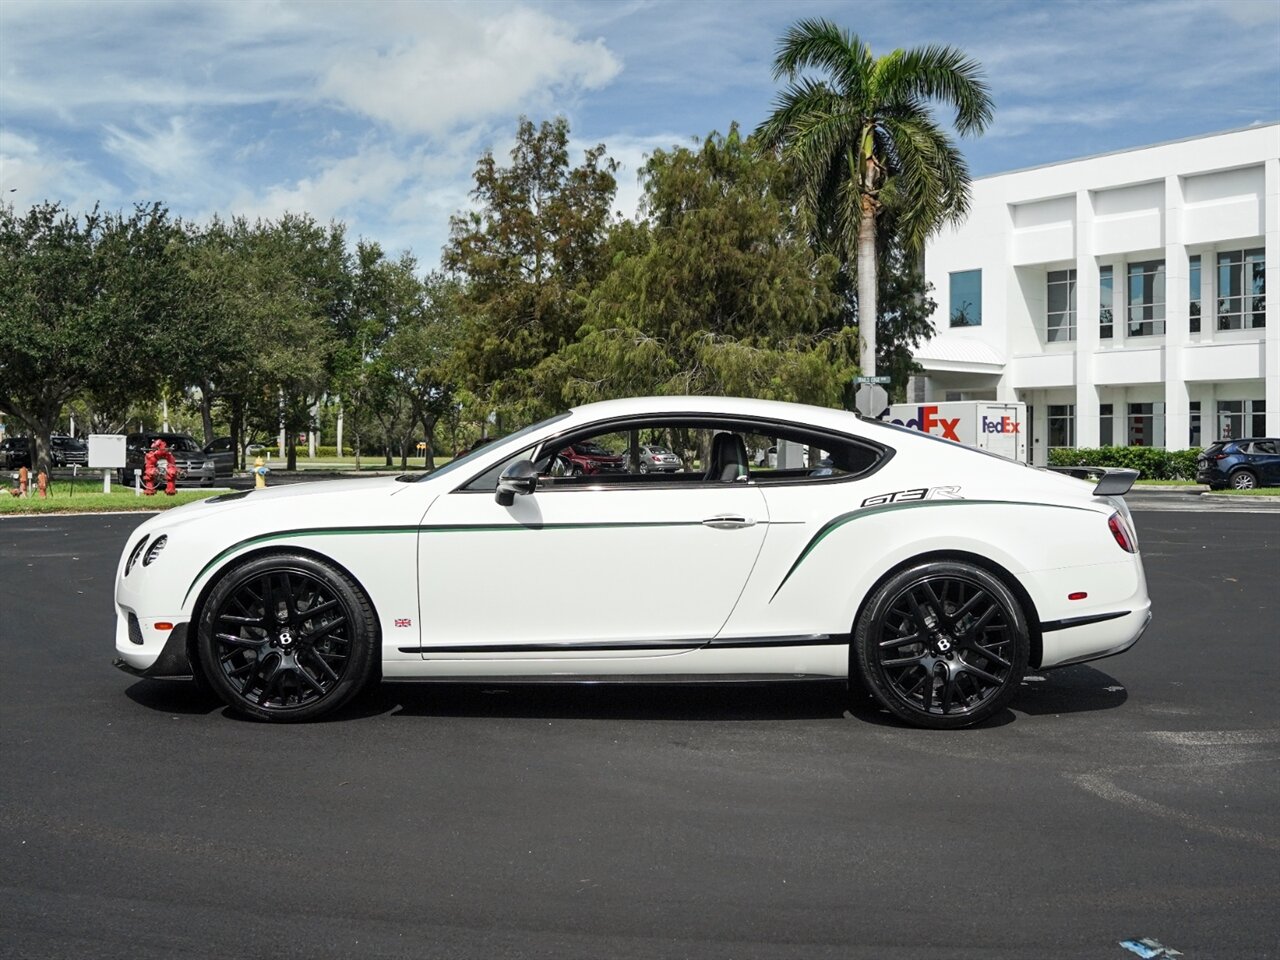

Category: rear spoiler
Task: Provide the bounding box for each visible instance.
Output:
[1046,466,1140,497]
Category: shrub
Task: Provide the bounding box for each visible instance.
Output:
[1048,446,1202,481]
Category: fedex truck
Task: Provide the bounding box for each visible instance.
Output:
[880,402,1028,462]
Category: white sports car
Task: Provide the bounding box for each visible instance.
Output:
[113,396,1151,729]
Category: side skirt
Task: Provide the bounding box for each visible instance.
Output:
[397,633,848,656]
[383,674,847,685]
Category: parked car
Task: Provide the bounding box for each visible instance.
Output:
[635,443,683,473]
[0,436,33,469]
[51,435,89,467]
[201,437,237,478]
[1196,438,1280,490]
[113,395,1151,728]
[121,433,216,486]
[559,440,626,476]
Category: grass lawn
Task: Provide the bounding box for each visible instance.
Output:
[0,477,221,514]
[1208,487,1280,496]
[1133,478,1203,486]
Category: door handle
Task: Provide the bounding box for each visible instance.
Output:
[702,515,756,529]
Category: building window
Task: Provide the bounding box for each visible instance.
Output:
[1127,260,1166,336]
[1046,269,1076,342]
[1189,255,1201,334]
[1217,399,1266,440]
[949,270,982,327]
[1099,265,1113,339]
[1127,402,1165,447]
[1190,401,1201,447]
[1100,403,1114,446]
[1048,405,1075,448]
[1217,249,1265,330]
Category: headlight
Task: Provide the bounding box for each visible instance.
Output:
[125,536,149,576]
[142,535,168,566]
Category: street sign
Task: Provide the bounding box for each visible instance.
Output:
[854,375,892,385]
[854,384,889,418]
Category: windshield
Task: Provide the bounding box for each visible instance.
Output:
[405,412,570,483]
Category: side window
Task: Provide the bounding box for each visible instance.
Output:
[1252,440,1276,455]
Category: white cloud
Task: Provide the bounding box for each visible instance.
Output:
[318,6,620,135]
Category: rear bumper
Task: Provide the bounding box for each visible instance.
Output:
[1040,603,1152,668]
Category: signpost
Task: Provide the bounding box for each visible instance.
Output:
[853,376,891,419]
[88,434,126,493]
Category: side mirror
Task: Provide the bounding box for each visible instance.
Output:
[495,459,538,506]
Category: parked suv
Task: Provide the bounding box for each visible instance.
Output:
[51,435,89,467]
[1197,438,1280,490]
[121,433,216,486]
[559,441,626,476]
[201,437,237,477]
[1,437,33,469]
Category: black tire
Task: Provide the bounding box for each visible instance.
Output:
[854,561,1029,729]
[197,553,378,722]
[570,465,583,477]
[1230,469,1258,490]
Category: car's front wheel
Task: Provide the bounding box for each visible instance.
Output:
[854,561,1029,729]
[197,553,378,722]
[1230,469,1258,490]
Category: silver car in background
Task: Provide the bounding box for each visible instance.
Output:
[637,443,683,473]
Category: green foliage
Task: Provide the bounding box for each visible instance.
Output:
[548,126,851,408]
[1049,446,1202,481]
[0,202,187,473]
[756,19,992,376]
[444,116,618,421]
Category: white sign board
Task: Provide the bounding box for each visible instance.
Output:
[88,434,127,469]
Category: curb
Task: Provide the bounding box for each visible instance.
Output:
[1199,493,1280,503]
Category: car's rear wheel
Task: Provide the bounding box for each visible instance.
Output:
[854,561,1029,729]
[197,553,377,722]
[1230,469,1258,490]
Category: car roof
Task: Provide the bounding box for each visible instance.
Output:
[566,396,866,435]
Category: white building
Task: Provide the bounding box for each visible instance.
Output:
[916,123,1279,466]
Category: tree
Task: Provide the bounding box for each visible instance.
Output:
[756,18,993,375]
[549,126,851,412]
[0,202,185,474]
[445,116,618,422]
[239,214,350,471]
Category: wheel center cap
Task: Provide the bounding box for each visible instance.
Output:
[935,635,952,653]
[278,628,294,647]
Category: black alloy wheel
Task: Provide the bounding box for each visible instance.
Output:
[197,553,377,721]
[854,561,1029,729]
[1231,470,1258,490]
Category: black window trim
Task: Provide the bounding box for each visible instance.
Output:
[452,411,894,494]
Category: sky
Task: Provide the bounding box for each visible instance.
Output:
[2,0,1278,268]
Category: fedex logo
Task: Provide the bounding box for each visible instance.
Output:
[981,416,1021,434]
[889,405,961,441]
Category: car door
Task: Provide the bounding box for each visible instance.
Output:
[1254,440,1280,484]
[416,475,769,652]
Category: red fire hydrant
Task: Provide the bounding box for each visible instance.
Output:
[144,440,178,496]
[37,471,48,498]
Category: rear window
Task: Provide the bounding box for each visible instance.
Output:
[1203,442,1226,456]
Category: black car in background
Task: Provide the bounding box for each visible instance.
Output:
[0,437,33,469]
[1197,438,1280,490]
[1,436,90,469]
[121,433,216,486]
[201,437,237,477]
[51,435,88,467]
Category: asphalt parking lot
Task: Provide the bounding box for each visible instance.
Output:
[1,509,1277,959]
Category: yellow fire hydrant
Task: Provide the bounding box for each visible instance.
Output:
[253,456,269,489]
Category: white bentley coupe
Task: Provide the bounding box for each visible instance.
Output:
[113,396,1151,728]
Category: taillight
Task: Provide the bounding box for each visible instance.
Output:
[1108,512,1136,553]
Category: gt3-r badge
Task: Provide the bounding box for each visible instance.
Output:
[861,486,963,507]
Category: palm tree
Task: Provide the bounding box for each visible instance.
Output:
[756,18,993,375]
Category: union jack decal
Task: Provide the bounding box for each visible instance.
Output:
[394,618,412,628]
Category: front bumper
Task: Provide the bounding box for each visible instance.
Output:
[113,619,194,679]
